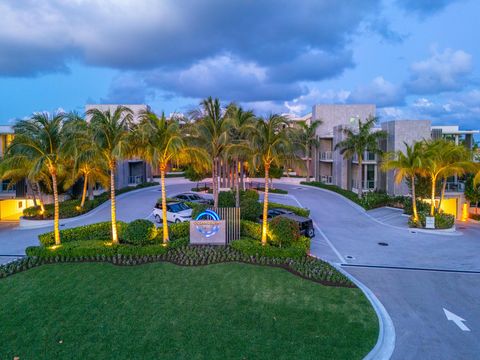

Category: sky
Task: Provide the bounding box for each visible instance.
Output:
[0,0,479,129]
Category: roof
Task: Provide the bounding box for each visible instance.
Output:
[0,125,13,134]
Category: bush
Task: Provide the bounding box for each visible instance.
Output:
[168,221,190,240]
[38,221,127,246]
[403,198,430,215]
[187,202,208,219]
[302,181,361,205]
[241,189,259,202]
[268,202,310,217]
[231,238,308,259]
[257,187,288,194]
[240,220,262,240]
[123,219,157,245]
[240,196,262,221]
[268,216,300,247]
[218,191,235,207]
[360,192,393,210]
[409,212,455,229]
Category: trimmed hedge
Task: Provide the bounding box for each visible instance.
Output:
[268,216,300,247]
[257,187,288,194]
[38,221,128,246]
[15,245,351,287]
[240,220,262,240]
[123,219,157,245]
[24,182,158,220]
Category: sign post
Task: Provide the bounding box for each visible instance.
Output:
[425,216,435,229]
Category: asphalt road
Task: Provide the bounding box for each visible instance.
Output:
[1,179,479,359]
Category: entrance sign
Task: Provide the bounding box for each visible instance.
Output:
[190,210,226,245]
[425,216,435,229]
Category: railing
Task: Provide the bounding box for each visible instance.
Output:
[445,181,465,192]
[320,175,333,184]
[320,151,333,161]
[352,179,376,191]
[128,175,144,185]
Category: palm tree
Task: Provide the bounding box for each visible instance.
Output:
[296,119,322,182]
[6,112,65,245]
[63,113,109,208]
[335,116,387,198]
[424,140,474,216]
[87,106,133,244]
[190,97,230,208]
[382,142,427,223]
[251,115,291,245]
[133,111,206,243]
[225,103,256,207]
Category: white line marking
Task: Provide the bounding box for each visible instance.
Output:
[443,308,470,332]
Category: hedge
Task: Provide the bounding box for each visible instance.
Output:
[16,245,352,287]
[268,202,310,217]
[409,212,455,229]
[231,238,310,259]
[23,182,158,220]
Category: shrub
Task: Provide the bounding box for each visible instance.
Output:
[257,187,288,194]
[27,240,118,258]
[231,238,308,259]
[38,221,127,246]
[187,202,208,219]
[470,213,480,221]
[268,202,310,217]
[168,221,190,240]
[268,216,300,247]
[240,196,262,221]
[403,198,430,215]
[218,191,235,207]
[240,220,262,240]
[360,192,392,210]
[409,212,455,229]
[123,219,157,245]
[241,189,259,202]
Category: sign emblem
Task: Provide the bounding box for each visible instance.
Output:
[194,210,221,238]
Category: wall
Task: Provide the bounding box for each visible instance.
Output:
[0,199,35,221]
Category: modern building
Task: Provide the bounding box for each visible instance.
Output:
[295,104,479,219]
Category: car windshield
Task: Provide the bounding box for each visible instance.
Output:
[168,203,190,213]
[190,194,201,200]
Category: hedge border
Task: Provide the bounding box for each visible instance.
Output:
[0,247,353,288]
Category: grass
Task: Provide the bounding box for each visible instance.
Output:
[0,262,377,360]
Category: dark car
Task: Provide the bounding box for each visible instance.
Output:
[259,208,294,221]
[278,213,315,238]
[173,192,213,205]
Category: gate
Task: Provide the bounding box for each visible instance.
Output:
[210,207,241,244]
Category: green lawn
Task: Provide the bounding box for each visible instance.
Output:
[0,262,378,360]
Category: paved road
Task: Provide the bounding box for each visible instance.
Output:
[1,180,480,359]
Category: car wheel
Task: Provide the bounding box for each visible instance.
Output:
[307,228,315,238]
[155,214,161,223]
[175,218,181,223]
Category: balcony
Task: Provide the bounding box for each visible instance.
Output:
[351,179,377,191]
[320,151,333,161]
[320,175,333,184]
[445,181,465,193]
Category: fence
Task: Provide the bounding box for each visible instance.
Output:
[210,207,241,244]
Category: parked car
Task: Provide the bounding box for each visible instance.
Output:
[258,208,294,221]
[278,213,315,238]
[153,201,192,223]
[172,192,213,205]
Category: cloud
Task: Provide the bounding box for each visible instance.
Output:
[364,17,407,44]
[406,48,473,94]
[100,74,155,104]
[347,77,405,107]
[0,0,379,77]
[396,0,463,16]
[284,88,351,115]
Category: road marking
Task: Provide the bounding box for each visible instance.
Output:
[443,308,470,331]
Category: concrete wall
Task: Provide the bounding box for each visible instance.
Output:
[380,120,432,196]
[333,125,351,189]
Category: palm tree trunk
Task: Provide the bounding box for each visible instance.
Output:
[110,165,119,244]
[306,145,311,182]
[212,158,218,208]
[411,175,418,222]
[261,163,270,246]
[438,177,447,212]
[357,155,363,199]
[430,175,437,217]
[80,173,88,208]
[160,164,169,244]
[51,171,61,246]
[235,158,240,208]
[240,162,245,191]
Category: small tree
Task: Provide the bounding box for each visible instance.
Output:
[465,174,480,213]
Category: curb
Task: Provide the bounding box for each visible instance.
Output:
[335,264,396,360]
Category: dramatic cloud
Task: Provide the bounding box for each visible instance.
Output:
[347,77,405,107]
[406,48,473,94]
[100,75,155,104]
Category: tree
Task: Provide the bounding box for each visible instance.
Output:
[465,174,480,213]
[251,115,291,245]
[190,97,230,208]
[296,119,321,182]
[423,140,474,216]
[63,113,109,208]
[382,141,427,223]
[132,111,206,243]
[6,112,66,245]
[225,103,256,207]
[335,116,387,198]
[87,106,133,244]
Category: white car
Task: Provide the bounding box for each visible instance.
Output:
[153,201,192,223]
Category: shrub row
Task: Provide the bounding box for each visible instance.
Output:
[409,212,455,229]
[24,182,158,220]
[13,245,352,287]
[268,202,310,217]
[231,237,310,259]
